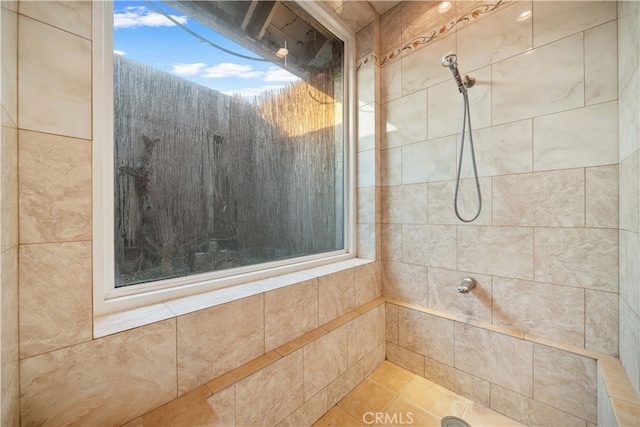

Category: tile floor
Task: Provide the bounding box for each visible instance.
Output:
[313,361,525,427]
[127,360,525,426]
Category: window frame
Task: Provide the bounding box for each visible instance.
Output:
[92,0,356,316]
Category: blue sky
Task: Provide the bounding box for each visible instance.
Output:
[113,1,299,96]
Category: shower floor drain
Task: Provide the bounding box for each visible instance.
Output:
[441,415,472,427]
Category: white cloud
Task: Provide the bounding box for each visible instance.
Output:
[263,67,299,82]
[222,85,285,97]
[203,63,265,79]
[114,50,126,56]
[114,6,187,29]
[171,62,206,76]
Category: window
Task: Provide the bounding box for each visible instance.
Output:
[93,1,355,314]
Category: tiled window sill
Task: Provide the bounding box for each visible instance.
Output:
[94,257,374,338]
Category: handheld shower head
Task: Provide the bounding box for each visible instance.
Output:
[442,52,458,69]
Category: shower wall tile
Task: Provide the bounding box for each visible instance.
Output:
[619,299,640,395]
[19,242,92,359]
[491,277,585,347]
[380,184,429,224]
[427,66,492,141]
[358,102,376,152]
[348,304,385,365]
[382,261,429,307]
[534,227,618,292]
[491,383,588,427]
[454,322,533,396]
[356,22,374,60]
[381,59,402,104]
[533,101,618,171]
[584,21,618,105]
[619,230,640,315]
[278,387,327,427]
[355,262,381,307]
[318,268,356,325]
[402,0,455,45]
[532,0,616,48]
[382,89,427,149]
[386,341,424,376]
[177,294,264,394]
[381,223,402,261]
[493,169,585,227]
[427,268,492,323]
[19,130,91,244]
[460,119,533,178]
[585,289,618,356]
[1,247,18,366]
[456,1,532,73]
[235,349,304,427]
[401,36,455,96]
[426,178,492,226]
[385,303,399,344]
[533,344,597,422]
[264,279,318,352]
[357,186,375,224]
[379,4,401,58]
[402,224,457,269]
[1,7,17,127]
[492,33,584,125]
[401,137,456,184]
[20,319,177,427]
[357,148,376,187]
[458,226,534,280]
[398,306,454,366]
[586,165,619,229]
[381,147,401,186]
[618,68,639,161]
[19,1,91,39]
[1,361,19,427]
[356,222,376,260]
[357,63,375,107]
[619,151,640,233]
[303,325,348,400]
[423,355,491,407]
[1,125,18,252]
[18,15,91,139]
[618,5,640,93]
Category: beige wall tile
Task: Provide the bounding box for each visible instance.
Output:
[177,294,264,394]
[358,103,375,153]
[381,223,402,261]
[427,268,492,323]
[401,137,456,184]
[458,226,534,280]
[265,279,318,352]
[20,320,177,427]
[619,153,639,232]
[457,1,532,72]
[619,299,640,394]
[492,277,585,347]
[399,376,468,419]
[1,361,19,427]
[619,70,639,161]
[492,34,584,125]
[19,242,92,358]
[533,101,618,171]
[140,386,216,427]
[386,341,424,376]
[380,184,428,224]
[382,261,429,307]
[585,290,618,356]
[463,401,526,427]
[401,37,454,96]
[533,0,616,48]
[534,227,618,292]
[398,306,454,365]
[402,224,456,269]
[586,165,619,228]
[585,21,618,105]
[427,66,491,140]
[19,130,91,243]
[1,247,18,366]
[357,63,375,107]
[385,302,398,344]
[206,384,235,427]
[18,16,91,139]
[382,90,427,149]
[533,344,597,422]
[493,169,585,227]
[424,355,491,407]
[278,387,327,427]
[327,356,366,407]
[379,3,401,54]
[426,178,492,226]
[1,7,17,127]
[356,222,377,260]
[597,366,617,427]
[19,1,91,39]
[491,383,587,427]
[355,262,381,307]
[304,325,348,401]
[319,269,356,325]
[402,1,455,44]
[380,59,401,104]
[1,125,18,252]
[357,148,376,188]
[359,341,385,379]
[348,304,385,366]
[235,349,304,427]
[455,322,533,396]
[358,186,375,224]
[356,22,375,59]
[620,230,640,315]
[380,147,401,186]
[618,4,640,94]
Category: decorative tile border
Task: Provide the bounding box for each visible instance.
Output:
[378,0,512,68]
[356,53,377,71]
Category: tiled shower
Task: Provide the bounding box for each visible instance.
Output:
[1,1,639,426]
